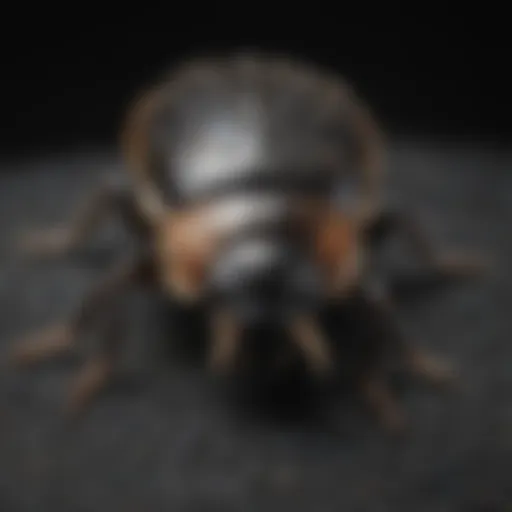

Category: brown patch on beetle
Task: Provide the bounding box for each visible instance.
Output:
[308,205,363,297]
[154,206,221,301]
[154,196,364,302]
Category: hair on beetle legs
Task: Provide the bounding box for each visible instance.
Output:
[17,176,150,260]
[7,254,154,417]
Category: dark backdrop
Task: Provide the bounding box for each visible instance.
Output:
[1,13,509,156]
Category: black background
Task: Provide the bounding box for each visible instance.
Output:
[1,12,510,156]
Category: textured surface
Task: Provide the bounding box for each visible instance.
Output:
[0,140,511,511]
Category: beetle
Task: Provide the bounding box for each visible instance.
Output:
[8,51,485,431]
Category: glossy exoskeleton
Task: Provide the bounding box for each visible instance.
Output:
[8,52,485,432]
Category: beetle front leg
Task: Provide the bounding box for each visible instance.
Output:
[18,176,150,260]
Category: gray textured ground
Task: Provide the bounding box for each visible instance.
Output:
[0,140,511,511]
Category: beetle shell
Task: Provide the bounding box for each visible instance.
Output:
[121,53,384,302]
[121,53,385,219]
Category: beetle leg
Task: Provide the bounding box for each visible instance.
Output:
[287,316,335,377]
[365,207,487,280]
[360,279,458,388]
[7,254,153,368]
[401,342,457,388]
[360,371,407,434]
[208,310,241,373]
[66,299,125,418]
[18,176,150,259]
[345,285,406,433]
[348,280,458,433]
[6,323,74,367]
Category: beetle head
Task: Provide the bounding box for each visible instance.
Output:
[157,203,362,374]
[208,235,324,327]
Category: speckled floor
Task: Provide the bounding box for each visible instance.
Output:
[0,139,510,511]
